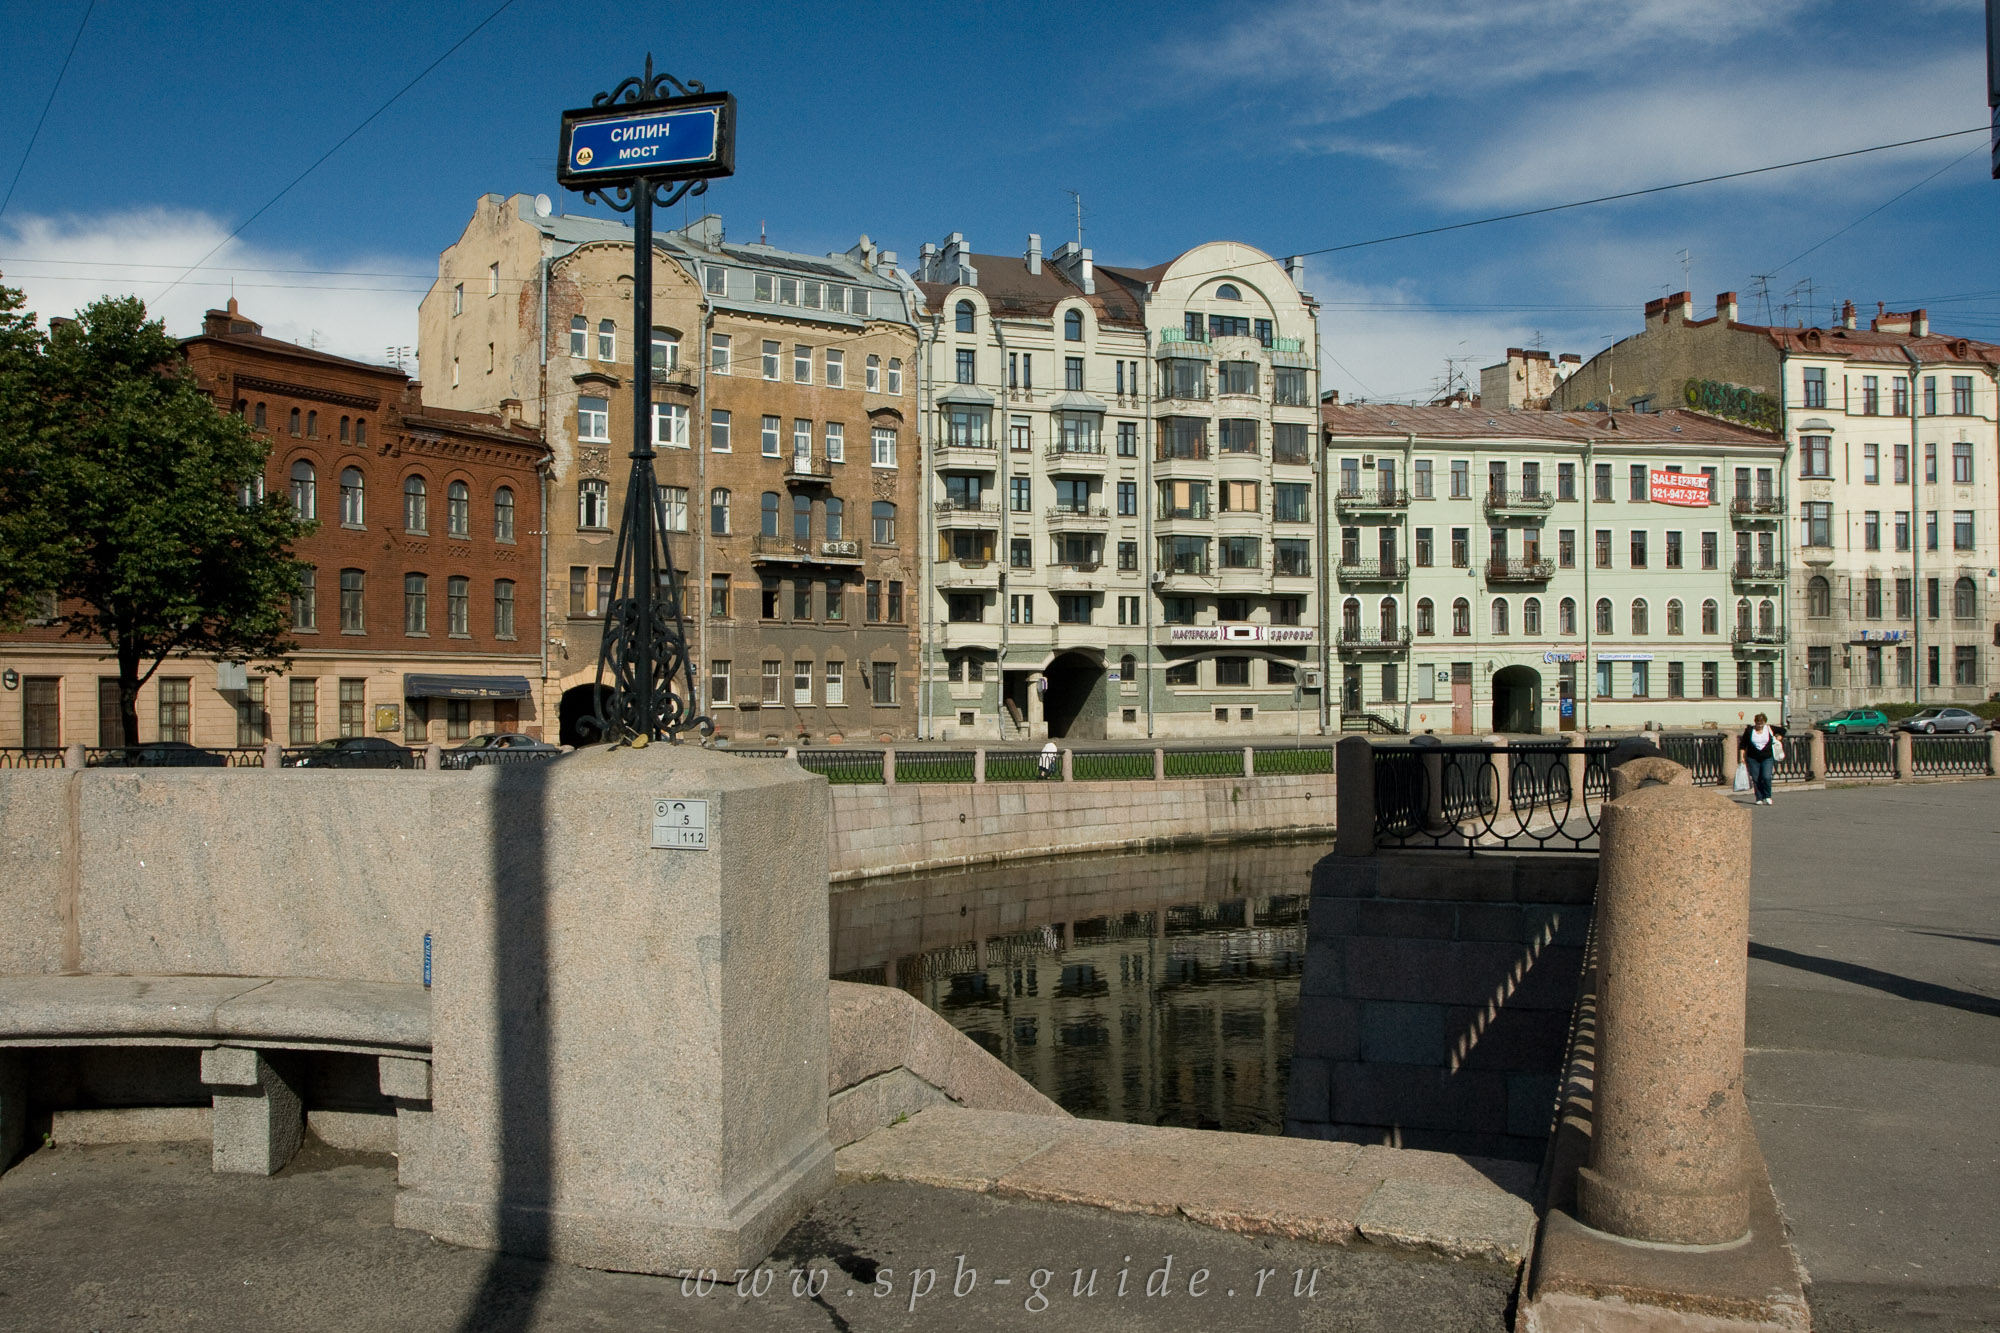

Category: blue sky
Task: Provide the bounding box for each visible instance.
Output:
[2,0,1994,400]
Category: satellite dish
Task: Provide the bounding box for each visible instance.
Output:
[533,193,553,218]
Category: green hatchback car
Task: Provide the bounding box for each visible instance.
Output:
[1816,708,1891,735]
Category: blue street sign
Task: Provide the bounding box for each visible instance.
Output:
[557,91,735,191]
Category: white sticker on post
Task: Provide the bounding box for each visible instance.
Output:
[651,797,710,850]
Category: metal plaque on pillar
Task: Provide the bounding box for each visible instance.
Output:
[557,59,734,742]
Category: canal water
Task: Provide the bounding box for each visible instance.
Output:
[830,840,1321,1135]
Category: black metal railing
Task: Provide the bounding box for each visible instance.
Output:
[1373,741,1614,854]
[1484,489,1556,513]
[1162,747,1243,778]
[892,750,977,783]
[1336,557,1409,581]
[1773,739,1812,784]
[1486,558,1555,583]
[794,749,886,784]
[1658,733,1724,786]
[1825,734,1894,778]
[1911,734,1990,776]
[1070,749,1152,781]
[0,747,66,769]
[1334,487,1410,511]
[1336,629,1412,655]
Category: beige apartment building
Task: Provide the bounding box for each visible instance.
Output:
[1553,292,1999,716]
[420,194,924,743]
[915,234,1322,740]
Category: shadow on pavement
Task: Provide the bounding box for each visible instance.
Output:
[1748,941,2000,1019]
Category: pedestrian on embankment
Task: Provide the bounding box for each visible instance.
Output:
[1738,712,1786,806]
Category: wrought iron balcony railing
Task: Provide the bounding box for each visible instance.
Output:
[1486,558,1555,583]
[1483,489,1556,514]
[1334,487,1410,512]
[1336,629,1412,656]
[1336,557,1409,581]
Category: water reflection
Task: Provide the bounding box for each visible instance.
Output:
[830,841,1321,1134]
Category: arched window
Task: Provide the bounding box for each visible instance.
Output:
[340,570,365,632]
[1523,596,1542,635]
[824,495,844,541]
[792,492,812,540]
[1064,309,1083,341]
[339,467,364,526]
[760,491,780,537]
[1120,653,1137,683]
[1702,599,1720,635]
[289,460,316,519]
[871,500,896,543]
[354,418,366,446]
[306,410,318,438]
[1736,598,1752,634]
[1807,576,1831,617]
[446,480,470,538]
[1630,599,1648,635]
[403,475,427,533]
[650,326,679,369]
[339,416,350,443]
[1215,283,1242,300]
[493,486,515,542]
[1342,597,1361,636]
[597,318,615,360]
[1558,597,1576,635]
[710,488,730,535]
[955,299,975,334]
[1452,598,1471,636]
[1416,597,1435,635]
[1491,598,1510,635]
[447,576,470,636]
[288,407,301,436]
[494,579,516,638]
[1595,598,1613,634]
[253,401,267,429]
[1379,597,1398,638]
[1954,576,1977,619]
[1666,598,1683,635]
[1758,599,1775,634]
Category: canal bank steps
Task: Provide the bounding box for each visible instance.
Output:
[837,1105,1537,1269]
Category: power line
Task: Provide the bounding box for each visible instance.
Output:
[0,0,96,224]
[152,0,520,302]
[1770,143,1988,275]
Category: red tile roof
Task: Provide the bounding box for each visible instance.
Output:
[1321,403,1779,446]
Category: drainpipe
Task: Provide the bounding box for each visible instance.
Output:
[1400,430,1415,732]
[1582,438,1594,732]
[991,316,1013,741]
[538,253,552,721]
[919,310,940,739]
[697,276,713,721]
[1143,324,1156,737]
[1902,345,1923,706]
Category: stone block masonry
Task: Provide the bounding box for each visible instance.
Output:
[1287,851,1598,1162]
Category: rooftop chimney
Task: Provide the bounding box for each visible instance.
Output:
[1049,240,1093,294]
[1911,308,1928,337]
[1284,256,1307,292]
[1715,291,1737,323]
[680,214,725,248]
[1841,300,1857,330]
[1026,233,1042,276]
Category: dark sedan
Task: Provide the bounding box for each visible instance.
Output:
[91,742,228,768]
[287,736,416,769]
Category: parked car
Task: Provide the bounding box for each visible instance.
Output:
[287,736,415,769]
[1895,708,1983,735]
[439,732,563,769]
[92,741,228,767]
[1815,708,1891,735]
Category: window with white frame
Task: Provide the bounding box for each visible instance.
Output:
[825,660,844,705]
[339,468,365,526]
[662,486,688,532]
[761,415,781,457]
[650,327,679,370]
[761,340,780,380]
[710,332,730,374]
[866,354,880,391]
[597,319,615,360]
[872,427,897,467]
[794,344,812,384]
[793,660,813,705]
[705,265,727,296]
[824,422,844,462]
[825,349,844,388]
[493,486,514,542]
[578,395,609,442]
[569,316,586,357]
[710,410,730,452]
[446,480,470,537]
[887,358,902,395]
[709,658,731,704]
[578,479,609,529]
[652,402,690,448]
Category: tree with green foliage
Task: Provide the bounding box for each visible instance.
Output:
[0,281,64,630]
[0,291,312,746]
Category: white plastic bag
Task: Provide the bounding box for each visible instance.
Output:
[1733,762,1750,792]
[1772,736,1786,762]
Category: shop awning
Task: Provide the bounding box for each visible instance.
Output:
[402,673,534,700]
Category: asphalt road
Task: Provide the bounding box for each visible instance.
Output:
[1743,781,2000,1333]
[0,1139,1514,1333]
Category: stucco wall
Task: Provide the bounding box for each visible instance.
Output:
[826,771,1336,881]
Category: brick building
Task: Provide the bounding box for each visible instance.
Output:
[419,194,923,743]
[0,301,549,751]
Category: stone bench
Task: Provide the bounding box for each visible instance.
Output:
[0,975,431,1175]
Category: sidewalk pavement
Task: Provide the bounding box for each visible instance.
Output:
[0,1136,1518,1332]
[1744,781,2000,1332]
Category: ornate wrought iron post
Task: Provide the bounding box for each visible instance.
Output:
[559,57,733,743]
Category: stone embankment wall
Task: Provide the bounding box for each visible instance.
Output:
[826,773,1336,881]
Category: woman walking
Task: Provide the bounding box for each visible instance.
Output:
[1738,712,1786,805]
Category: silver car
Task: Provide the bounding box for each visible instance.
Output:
[1895,708,1983,734]
[440,732,565,769]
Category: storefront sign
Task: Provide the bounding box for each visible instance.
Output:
[1852,629,1907,642]
[1166,624,1316,644]
[1542,651,1585,663]
[1648,469,1712,507]
[1595,652,1655,662]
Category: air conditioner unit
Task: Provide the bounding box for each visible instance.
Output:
[1362,454,1375,467]
[1149,571,1167,586]
[820,540,858,557]
[1301,670,1323,690]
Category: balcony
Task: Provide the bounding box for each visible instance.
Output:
[1044,447,1109,472]
[783,455,832,487]
[1486,558,1555,584]
[1154,329,1213,357]
[1155,442,1212,463]
[1155,383,1212,403]
[933,498,1000,528]
[934,559,1000,591]
[1334,487,1410,515]
[1336,629,1413,657]
[1732,626,1786,650]
[1048,562,1102,591]
[1731,560,1786,586]
[1045,505,1110,528]
[1483,489,1556,517]
[750,536,865,568]
[931,441,998,470]
[1336,557,1409,583]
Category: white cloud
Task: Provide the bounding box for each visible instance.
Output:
[0,208,427,367]
[1312,275,1552,403]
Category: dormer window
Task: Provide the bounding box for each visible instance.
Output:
[1215,283,1242,300]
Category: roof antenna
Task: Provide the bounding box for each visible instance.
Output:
[1065,189,1084,250]
[759,218,766,246]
